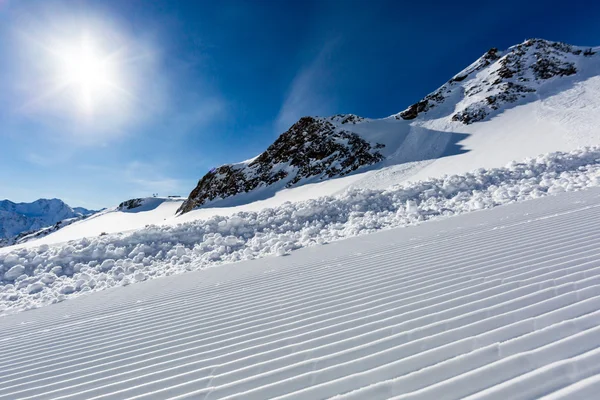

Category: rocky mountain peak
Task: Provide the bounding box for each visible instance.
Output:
[398,38,596,124]
[177,116,385,214]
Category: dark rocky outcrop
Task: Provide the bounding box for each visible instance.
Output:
[177,116,384,214]
[397,92,445,120]
[118,198,144,210]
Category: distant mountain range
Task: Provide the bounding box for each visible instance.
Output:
[0,199,95,247]
[178,38,599,214]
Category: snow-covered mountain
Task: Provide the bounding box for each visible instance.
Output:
[0,199,95,245]
[396,39,595,123]
[4,38,600,247]
[179,38,600,214]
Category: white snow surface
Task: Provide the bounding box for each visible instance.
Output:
[2,185,600,399]
[24,197,187,246]
[2,146,600,315]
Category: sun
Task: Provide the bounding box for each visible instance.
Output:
[16,14,142,132]
[65,43,109,91]
[56,35,121,114]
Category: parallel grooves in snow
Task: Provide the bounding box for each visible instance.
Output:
[1,188,600,399]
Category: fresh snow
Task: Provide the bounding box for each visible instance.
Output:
[1,185,600,399]
[2,146,600,314]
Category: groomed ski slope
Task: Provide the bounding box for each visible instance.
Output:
[2,187,600,399]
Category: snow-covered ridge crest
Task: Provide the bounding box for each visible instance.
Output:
[177,115,384,214]
[2,146,600,315]
[397,38,598,123]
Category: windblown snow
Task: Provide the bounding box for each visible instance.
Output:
[1,184,600,399]
[2,146,600,314]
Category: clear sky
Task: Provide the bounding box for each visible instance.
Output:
[1,0,599,209]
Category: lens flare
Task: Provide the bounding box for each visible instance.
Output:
[59,36,116,113]
[14,9,154,138]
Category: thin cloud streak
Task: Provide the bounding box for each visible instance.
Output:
[275,40,340,134]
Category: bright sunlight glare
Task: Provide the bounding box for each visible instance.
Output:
[58,36,118,114]
[12,9,150,139]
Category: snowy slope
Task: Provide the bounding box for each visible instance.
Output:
[1,187,600,399]
[17,197,186,246]
[2,146,600,314]
[0,199,95,244]
[385,39,600,185]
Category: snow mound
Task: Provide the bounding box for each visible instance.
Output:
[1,147,600,314]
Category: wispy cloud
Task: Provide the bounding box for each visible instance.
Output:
[25,152,61,167]
[122,161,186,196]
[165,95,227,138]
[275,40,340,134]
[81,161,188,200]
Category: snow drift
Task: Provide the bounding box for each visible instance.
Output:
[1,147,600,314]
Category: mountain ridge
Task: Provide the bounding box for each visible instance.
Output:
[0,198,95,245]
[178,38,600,214]
[396,38,597,124]
[177,115,385,214]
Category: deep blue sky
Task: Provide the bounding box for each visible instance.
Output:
[1,0,599,209]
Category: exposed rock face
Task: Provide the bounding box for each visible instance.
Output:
[398,39,594,124]
[177,116,384,214]
[398,47,501,121]
[118,198,144,210]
